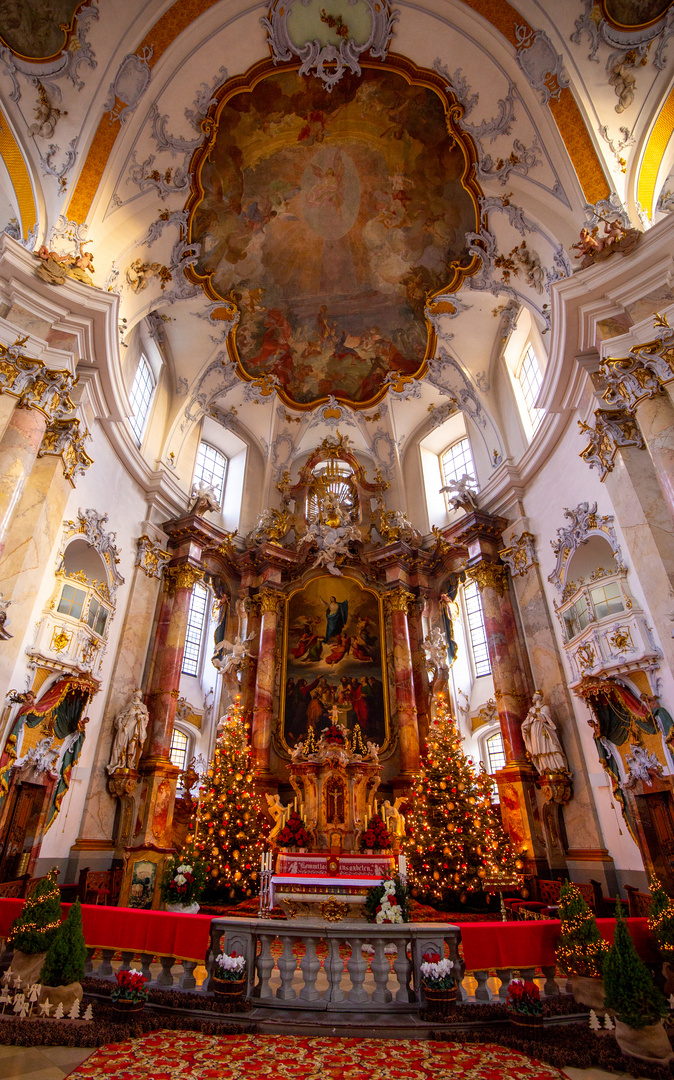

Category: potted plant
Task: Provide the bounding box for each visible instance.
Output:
[277,810,311,852]
[160,854,207,913]
[211,950,247,1000]
[506,978,544,1033]
[603,901,672,1064]
[648,876,674,994]
[110,968,148,1019]
[359,813,391,853]
[365,875,409,924]
[40,898,86,1012]
[420,951,456,1015]
[556,882,609,1010]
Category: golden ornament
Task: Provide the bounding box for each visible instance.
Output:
[477,867,486,878]
[443,846,451,856]
[468,797,476,805]
[440,782,447,790]
[433,870,440,881]
[448,802,455,810]
[233,870,242,882]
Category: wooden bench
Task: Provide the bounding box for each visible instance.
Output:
[77,867,123,906]
[624,884,652,918]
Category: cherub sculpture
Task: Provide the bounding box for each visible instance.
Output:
[189,481,220,515]
[439,473,478,513]
[212,632,256,699]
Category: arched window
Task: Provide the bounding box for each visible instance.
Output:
[128,354,156,445]
[181,582,209,677]
[440,437,477,511]
[486,730,505,773]
[169,728,189,771]
[516,344,544,434]
[463,580,491,677]
[305,458,359,525]
[194,441,227,503]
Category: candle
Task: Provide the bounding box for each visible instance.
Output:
[374,799,377,816]
[399,855,406,876]
[294,797,297,811]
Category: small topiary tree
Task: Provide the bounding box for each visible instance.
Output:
[556,882,609,977]
[603,901,667,1029]
[648,877,674,956]
[9,868,61,954]
[40,899,86,987]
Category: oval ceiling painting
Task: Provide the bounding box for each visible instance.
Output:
[186,58,482,409]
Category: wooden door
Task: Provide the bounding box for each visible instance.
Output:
[635,790,674,891]
[0,783,45,881]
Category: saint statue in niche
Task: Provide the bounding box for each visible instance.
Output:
[326,776,345,824]
[522,692,569,774]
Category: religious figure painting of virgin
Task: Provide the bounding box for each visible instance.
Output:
[186,59,481,409]
[281,576,389,751]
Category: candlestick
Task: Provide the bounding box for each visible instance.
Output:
[294,797,297,811]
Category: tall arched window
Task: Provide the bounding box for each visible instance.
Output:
[463,580,491,677]
[169,728,189,771]
[128,354,156,445]
[193,441,227,503]
[516,345,544,434]
[181,582,209,677]
[440,437,477,511]
[486,731,505,773]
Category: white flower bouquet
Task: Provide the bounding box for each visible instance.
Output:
[214,951,246,982]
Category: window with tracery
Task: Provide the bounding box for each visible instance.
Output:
[305,458,359,525]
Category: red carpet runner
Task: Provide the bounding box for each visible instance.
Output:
[67,1033,565,1079]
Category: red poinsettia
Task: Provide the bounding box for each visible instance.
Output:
[360,813,391,851]
[112,968,148,1003]
[506,978,543,1016]
[278,810,311,848]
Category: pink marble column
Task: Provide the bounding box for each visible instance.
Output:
[407,595,430,753]
[251,588,283,778]
[0,406,48,559]
[144,563,204,764]
[468,562,527,764]
[386,587,420,780]
[635,391,674,526]
[239,596,261,726]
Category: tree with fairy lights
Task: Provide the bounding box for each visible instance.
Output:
[402,697,521,905]
[187,698,268,903]
[9,867,61,954]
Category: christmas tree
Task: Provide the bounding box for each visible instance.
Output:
[556,882,609,977]
[40,899,86,987]
[187,697,268,903]
[604,901,667,1028]
[9,868,61,954]
[402,698,521,904]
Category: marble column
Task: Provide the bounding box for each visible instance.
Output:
[385,587,420,784]
[239,595,261,726]
[467,559,547,872]
[407,596,431,753]
[634,390,674,526]
[145,563,204,765]
[251,587,283,780]
[0,406,48,558]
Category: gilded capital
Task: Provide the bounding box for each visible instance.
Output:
[578,408,644,480]
[136,534,171,579]
[466,561,508,596]
[0,340,77,422]
[165,563,204,594]
[257,588,284,616]
[601,319,674,413]
[383,586,415,615]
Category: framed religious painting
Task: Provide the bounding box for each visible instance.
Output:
[281,575,390,753]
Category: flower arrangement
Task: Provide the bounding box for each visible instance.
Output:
[506,979,543,1017]
[111,968,148,1003]
[324,724,346,745]
[213,951,246,982]
[160,854,207,907]
[360,813,391,852]
[420,952,455,990]
[365,875,410,924]
[277,810,311,849]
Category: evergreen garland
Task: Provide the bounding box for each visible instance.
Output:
[9,868,61,954]
[40,899,86,986]
[556,882,609,978]
[603,901,667,1029]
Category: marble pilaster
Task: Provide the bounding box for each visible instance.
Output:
[633,390,674,526]
[239,596,261,726]
[384,586,420,784]
[251,588,283,779]
[0,406,49,559]
[407,596,431,753]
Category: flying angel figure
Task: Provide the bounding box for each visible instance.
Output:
[212,632,256,700]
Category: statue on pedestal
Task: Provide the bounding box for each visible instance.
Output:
[107,690,149,774]
[522,692,568,775]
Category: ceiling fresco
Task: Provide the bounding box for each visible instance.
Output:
[0,0,86,61]
[186,60,482,409]
[600,0,674,29]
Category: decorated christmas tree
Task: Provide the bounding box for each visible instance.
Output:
[9,868,61,954]
[40,898,86,987]
[556,882,609,977]
[187,697,268,903]
[403,698,521,904]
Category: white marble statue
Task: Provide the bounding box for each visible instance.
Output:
[382,798,406,836]
[522,692,568,774]
[189,480,221,515]
[265,791,293,841]
[107,689,150,774]
[291,740,305,763]
[212,632,255,699]
[304,520,361,577]
[366,740,380,764]
[439,474,479,512]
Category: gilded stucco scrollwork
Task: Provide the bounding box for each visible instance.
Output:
[548,501,624,593]
[0,338,77,421]
[38,417,93,483]
[135,535,170,579]
[578,408,644,480]
[466,561,508,596]
[600,314,674,413]
[499,532,537,577]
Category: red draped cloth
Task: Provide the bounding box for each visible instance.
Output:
[459,916,656,969]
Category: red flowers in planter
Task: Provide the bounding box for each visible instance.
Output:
[506,978,543,1016]
[325,724,346,744]
[278,810,310,848]
[111,968,148,1003]
[359,813,391,851]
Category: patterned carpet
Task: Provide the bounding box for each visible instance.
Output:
[66,1033,565,1079]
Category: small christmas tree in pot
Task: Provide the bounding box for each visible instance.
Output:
[647,875,674,995]
[603,901,672,1064]
[39,898,87,1012]
[556,882,610,1011]
[8,868,62,986]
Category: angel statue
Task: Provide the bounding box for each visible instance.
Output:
[423,626,450,719]
[265,792,293,842]
[439,473,478,513]
[382,798,406,837]
[212,632,256,699]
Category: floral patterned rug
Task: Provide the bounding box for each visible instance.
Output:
[66,1032,566,1079]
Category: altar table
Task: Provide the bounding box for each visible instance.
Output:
[0,899,212,962]
[459,916,655,971]
[270,873,384,909]
[275,853,395,876]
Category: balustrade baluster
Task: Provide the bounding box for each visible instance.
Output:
[256,934,275,999]
[346,937,368,1003]
[98,949,115,977]
[84,947,95,975]
[139,953,154,982]
[277,935,297,1000]
[495,969,511,1000]
[180,960,198,989]
[473,969,492,1001]
[157,955,176,987]
[327,937,345,1002]
[541,965,559,996]
[393,939,413,1003]
[119,951,134,973]
[519,966,535,984]
[299,935,321,1001]
[371,939,392,1003]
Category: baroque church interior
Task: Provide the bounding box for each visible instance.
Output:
[3,0,674,1075]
